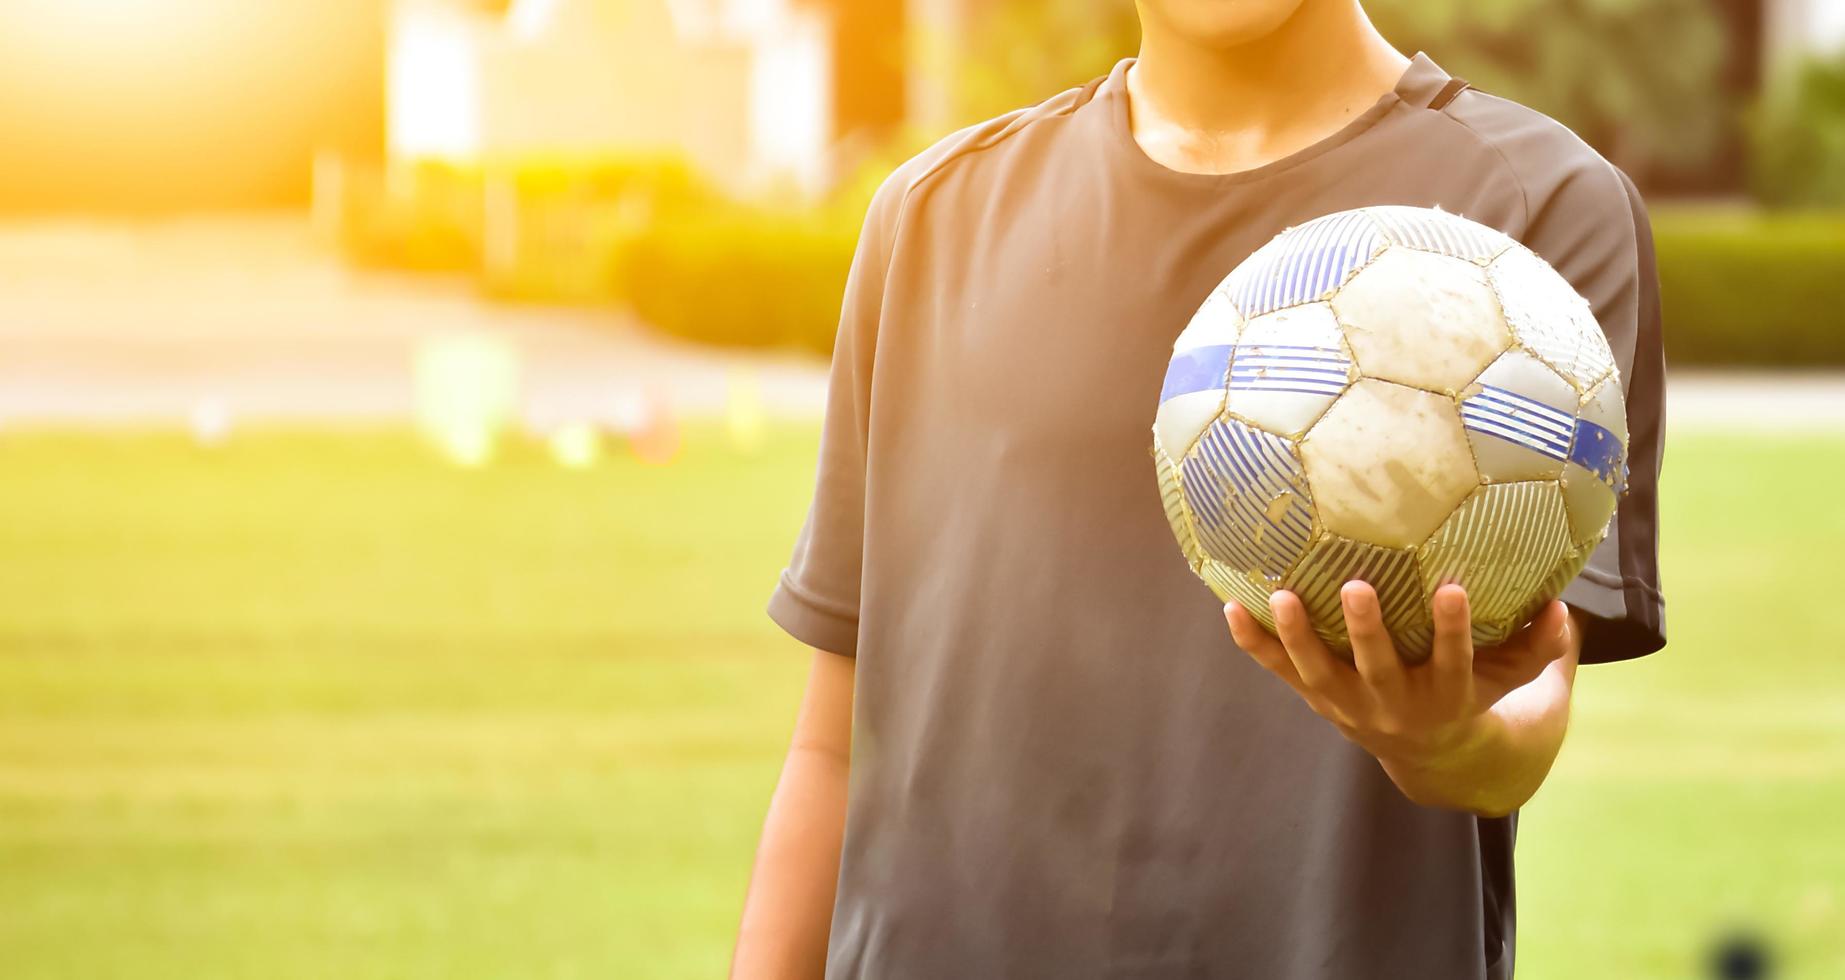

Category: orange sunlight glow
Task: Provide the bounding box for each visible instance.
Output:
[0,0,385,212]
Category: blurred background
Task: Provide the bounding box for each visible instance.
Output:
[1,1,1842,977]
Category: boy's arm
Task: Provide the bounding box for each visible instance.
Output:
[731,648,855,980]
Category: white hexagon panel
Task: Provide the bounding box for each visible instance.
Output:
[1225,302,1353,438]
[1460,350,1580,483]
[1299,379,1479,550]
[1487,245,1615,390]
[1154,289,1241,458]
[1172,286,1243,353]
[1333,247,1512,393]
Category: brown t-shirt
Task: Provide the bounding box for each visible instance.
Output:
[768,53,1665,979]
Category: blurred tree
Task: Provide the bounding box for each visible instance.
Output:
[1748,52,1845,208]
[953,0,1139,124]
[807,0,907,143]
[1367,0,1728,182]
[949,0,1726,186]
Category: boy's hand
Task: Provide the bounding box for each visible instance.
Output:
[1224,582,1577,773]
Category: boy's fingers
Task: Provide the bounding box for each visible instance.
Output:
[1429,584,1474,704]
[1227,602,1308,691]
[1270,591,1358,704]
[1342,581,1405,702]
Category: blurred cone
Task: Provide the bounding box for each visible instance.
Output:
[520,401,557,440]
[628,391,680,466]
[190,396,232,448]
[548,421,601,470]
[725,367,766,454]
[1796,882,1837,934]
[607,389,648,436]
[414,333,519,467]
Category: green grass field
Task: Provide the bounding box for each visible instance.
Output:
[1,427,1841,979]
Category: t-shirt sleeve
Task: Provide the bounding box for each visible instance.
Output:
[764,175,906,658]
[1524,163,1667,664]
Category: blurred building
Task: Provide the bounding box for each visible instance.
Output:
[386,0,908,194]
[1765,0,1845,65]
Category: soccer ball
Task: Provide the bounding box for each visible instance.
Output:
[1153,206,1626,662]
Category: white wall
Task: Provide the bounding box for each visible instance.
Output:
[748,9,831,192]
[388,0,483,160]
[1767,0,1845,67]
[386,0,832,193]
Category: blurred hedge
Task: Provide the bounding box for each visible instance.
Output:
[1651,207,1845,366]
[328,159,1845,367]
[480,158,720,303]
[618,203,1845,366]
[617,203,1845,367]
[325,156,869,353]
[614,208,858,355]
[324,156,723,299]
[329,161,482,272]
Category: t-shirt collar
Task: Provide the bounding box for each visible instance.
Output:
[1098,50,1451,187]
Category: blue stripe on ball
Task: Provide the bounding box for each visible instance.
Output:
[1160,344,1233,404]
[1461,384,1577,460]
[1568,418,1625,489]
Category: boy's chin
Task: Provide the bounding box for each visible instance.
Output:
[1138,0,1312,49]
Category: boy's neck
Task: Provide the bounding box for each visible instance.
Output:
[1128,0,1409,175]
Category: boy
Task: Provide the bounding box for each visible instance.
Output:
[734,1,1665,976]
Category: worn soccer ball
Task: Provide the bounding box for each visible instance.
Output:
[1153,206,1626,662]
